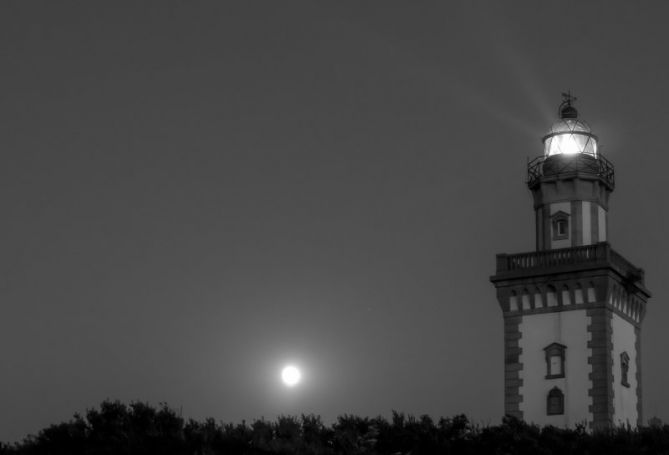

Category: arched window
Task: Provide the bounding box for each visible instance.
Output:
[547,285,558,307]
[561,285,571,306]
[621,352,630,388]
[544,343,566,379]
[522,289,531,310]
[574,283,584,304]
[547,387,564,415]
[587,283,596,302]
[509,291,518,311]
[534,288,543,308]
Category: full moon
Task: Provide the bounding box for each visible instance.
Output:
[281,365,301,387]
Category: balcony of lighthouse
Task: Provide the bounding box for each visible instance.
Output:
[491,242,650,324]
[495,242,643,281]
[527,152,615,190]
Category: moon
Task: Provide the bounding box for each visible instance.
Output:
[281,365,301,387]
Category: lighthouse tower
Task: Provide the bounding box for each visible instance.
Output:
[490,94,651,429]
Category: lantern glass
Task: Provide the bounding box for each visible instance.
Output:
[543,119,597,157]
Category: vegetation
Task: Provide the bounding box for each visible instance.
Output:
[2,400,669,454]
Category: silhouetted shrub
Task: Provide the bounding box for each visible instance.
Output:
[4,401,669,454]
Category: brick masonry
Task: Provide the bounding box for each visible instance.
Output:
[587,306,614,430]
[504,314,523,419]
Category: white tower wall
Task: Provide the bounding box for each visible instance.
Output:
[611,313,638,426]
[518,310,592,427]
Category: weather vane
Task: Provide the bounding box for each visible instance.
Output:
[559,90,578,119]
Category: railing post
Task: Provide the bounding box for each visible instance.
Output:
[595,242,608,262]
[603,242,611,263]
[497,254,509,272]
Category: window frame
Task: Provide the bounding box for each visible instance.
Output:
[551,211,570,241]
[544,342,566,379]
[620,352,630,388]
[547,387,564,415]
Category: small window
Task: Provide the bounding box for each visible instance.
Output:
[621,352,630,388]
[547,387,564,415]
[522,289,531,310]
[546,285,558,307]
[544,343,566,379]
[574,283,584,304]
[509,291,518,311]
[556,219,567,236]
[587,283,596,303]
[551,211,570,240]
[534,290,543,308]
[561,286,571,306]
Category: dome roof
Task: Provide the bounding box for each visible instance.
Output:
[545,118,592,136]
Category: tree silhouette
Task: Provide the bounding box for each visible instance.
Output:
[4,400,669,454]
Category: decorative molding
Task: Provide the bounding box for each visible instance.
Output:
[544,342,567,379]
[620,352,630,388]
[635,326,643,426]
[551,210,570,241]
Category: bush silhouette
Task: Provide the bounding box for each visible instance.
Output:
[3,400,669,454]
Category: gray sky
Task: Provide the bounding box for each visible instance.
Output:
[2,1,669,442]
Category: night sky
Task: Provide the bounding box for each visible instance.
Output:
[2,1,669,443]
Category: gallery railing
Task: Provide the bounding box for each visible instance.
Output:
[496,242,644,282]
[527,152,615,189]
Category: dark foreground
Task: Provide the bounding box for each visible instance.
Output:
[2,401,668,454]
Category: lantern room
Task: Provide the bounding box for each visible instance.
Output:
[542,94,598,157]
[527,93,614,192]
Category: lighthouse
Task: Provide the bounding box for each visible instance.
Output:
[490,94,651,429]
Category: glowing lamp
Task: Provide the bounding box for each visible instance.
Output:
[542,96,597,157]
